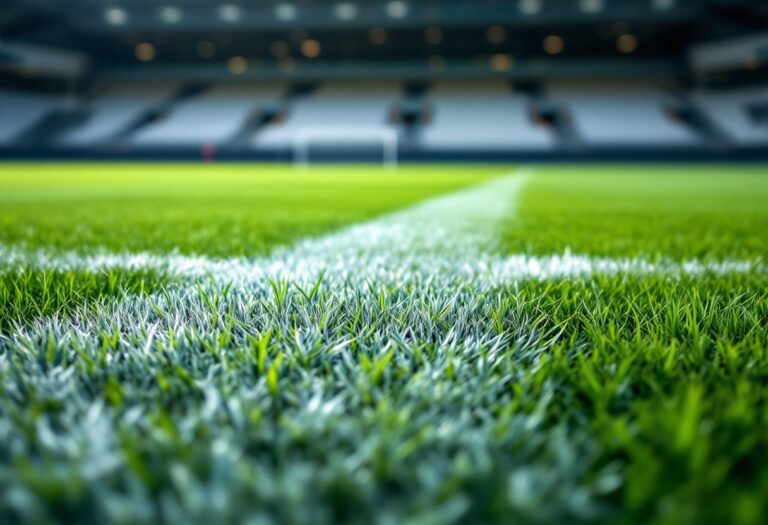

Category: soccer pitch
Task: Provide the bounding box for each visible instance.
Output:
[1,163,767,524]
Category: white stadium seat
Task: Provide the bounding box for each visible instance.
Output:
[61,83,178,146]
[0,89,61,145]
[254,81,401,149]
[419,81,555,151]
[132,83,285,146]
[692,88,768,146]
[547,81,699,147]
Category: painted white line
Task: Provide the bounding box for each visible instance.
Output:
[0,172,527,282]
[0,170,763,289]
[0,169,764,338]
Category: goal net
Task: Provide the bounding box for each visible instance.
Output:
[292,127,398,168]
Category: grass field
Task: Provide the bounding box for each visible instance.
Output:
[1,163,767,525]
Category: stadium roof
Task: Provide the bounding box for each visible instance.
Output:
[1,0,766,76]
[4,0,767,33]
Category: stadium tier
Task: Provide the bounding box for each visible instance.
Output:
[133,83,285,146]
[2,81,765,158]
[0,89,63,146]
[0,0,766,161]
[692,87,768,146]
[253,81,402,150]
[60,83,180,146]
[419,81,555,151]
[546,81,699,147]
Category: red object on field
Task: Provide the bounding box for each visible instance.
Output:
[202,143,216,163]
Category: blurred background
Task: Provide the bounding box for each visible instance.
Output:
[0,0,766,162]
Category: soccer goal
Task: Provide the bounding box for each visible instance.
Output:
[292,127,398,168]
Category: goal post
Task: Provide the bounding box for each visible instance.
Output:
[292,127,398,169]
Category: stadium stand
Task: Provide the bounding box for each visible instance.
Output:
[547,81,700,147]
[0,89,61,145]
[60,83,178,146]
[254,82,402,149]
[419,81,555,151]
[1,1,766,160]
[132,83,285,146]
[692,88,768,146]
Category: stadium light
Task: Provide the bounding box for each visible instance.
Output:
[617,34,638,53]
[518,0,542,16]
[543,35,564,55]
[486,26,507,45]
[227,56,247,74]
[275,3,298,21]
[489,53,513,71]
[386,1,409,19]
[218,5,242,22]
[135,43,156,62]
[369,27,388,45]
[159,6,182,24]
[425,27,444,45]
[579,0,604,14]
[652,0,676,11]
[300,39,321,58]
[104,7,128,26]
[334,2,358,21]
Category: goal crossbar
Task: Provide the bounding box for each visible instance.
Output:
[293,127,398,168]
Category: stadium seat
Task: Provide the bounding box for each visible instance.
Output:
[61,83,178,146]
[132,83,285,146]
[547,81,700,147]
[0,88,62,145]
[253,81,402,150]
[419,81,555,151]
[691,88,768,146]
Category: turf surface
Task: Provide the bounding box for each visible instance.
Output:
[0,163,499,256]
[0,163,500,329]
[0,163,766,525]
[503,165,768,259]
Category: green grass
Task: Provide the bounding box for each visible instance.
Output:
[0,163,500,334]
[0,163,500,257]
[502,273,768,524]
[0,268,171,332]
[497,165,768,523]
[504,166,768,260]
[0,163,767,525]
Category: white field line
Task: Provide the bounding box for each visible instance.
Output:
[0,172,525,286]
[0,169,765,341]
[0,170,764,288]
[0,247,762,284]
